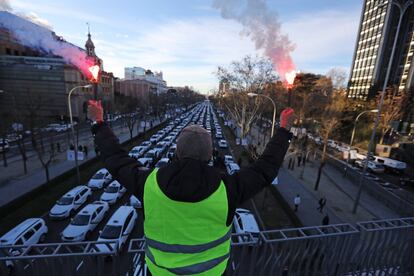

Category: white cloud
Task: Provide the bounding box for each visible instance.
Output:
[284,8,360,74]
[11,0,106,24]
[93,17,259,93]
[96,8,360,93]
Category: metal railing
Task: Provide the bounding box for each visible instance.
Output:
[1,217,414,276]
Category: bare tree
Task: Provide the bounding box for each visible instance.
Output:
[23,90,57,183]
[216,55,277,143]
[377,88,403,144]
[314,91,347,190]
[0,113,10,167]
[326,67,347,89]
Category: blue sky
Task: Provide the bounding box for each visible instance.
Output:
[7,0,363,93]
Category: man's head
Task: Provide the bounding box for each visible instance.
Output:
[176,125,212,162]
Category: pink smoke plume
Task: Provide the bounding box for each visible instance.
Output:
[213,0,297,85]
[0,11,97,80]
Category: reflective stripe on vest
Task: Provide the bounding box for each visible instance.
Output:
[146,244,230,275]
[143,168,231,275]
[145,228,232,254]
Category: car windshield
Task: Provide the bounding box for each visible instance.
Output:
[71,214,90,226]
[93,172,105,180]
[105,186,119,193]
[100,225,122,239]
[57,196,74,205]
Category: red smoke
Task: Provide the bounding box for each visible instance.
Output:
[0,11,100,82]
[213,0,297,86]
[269,47,296,86]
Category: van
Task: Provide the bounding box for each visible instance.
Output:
[96,206,137,252]
[0,218,48,250]
[372,156,406,173]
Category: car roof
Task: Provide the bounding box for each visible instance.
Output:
[235,211,259,232]
[159,158,170,162]
[108,180,121,187]
[96,168,108,174]
[227,163,240,169]
[1,218,43,241]
[65,186,87,197]
[78,203,101,215]
[108,206,135,225]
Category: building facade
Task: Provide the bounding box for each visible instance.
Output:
[0,13,114,122]
[124,67,167,94]
[125,67,146,80]
[0,55,67,119]
[348,0,414,100]
[117,78,151,104]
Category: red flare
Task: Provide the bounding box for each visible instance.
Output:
[284,70,297,89]
[88,65,100,83]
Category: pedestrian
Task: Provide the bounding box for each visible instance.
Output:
[294,194,301,212]
[83,145,88,158]
[88,100,295,275]
[322,214,330,225]
[288,158,292,170]
[69,143,74,150]
[297,153,302,167]
[57,142,61,153]
[317,197,327,213]
[78,144,83,152]
[94,145,100,156]
[237,157,242,167]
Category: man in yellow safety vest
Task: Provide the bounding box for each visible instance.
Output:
[88,101,294,275]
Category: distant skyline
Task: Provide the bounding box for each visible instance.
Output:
[3,0,363,93]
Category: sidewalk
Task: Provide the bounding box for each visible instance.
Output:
[276,167,342,226]
[0,118,162,208]
[246,123,400,226]
[281,154,401,224]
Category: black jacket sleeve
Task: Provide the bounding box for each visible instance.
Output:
[222,127,291,223]
[92,123,150,202]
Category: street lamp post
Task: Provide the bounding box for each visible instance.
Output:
[248,93,277,137]
[344,109,378,177]
[68,84,92,185]
[352,0,413,214]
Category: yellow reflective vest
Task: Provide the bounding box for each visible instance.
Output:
[144,169,231,275]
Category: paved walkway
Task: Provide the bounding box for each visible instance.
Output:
[278,156,399,225]
[245,123,400,227]
[0,118,162,208]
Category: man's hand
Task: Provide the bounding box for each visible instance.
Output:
[87,100,103,123]
[280,108,295,130]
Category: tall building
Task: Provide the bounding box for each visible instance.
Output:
[125,67,146,79]
[124,67,167,94]
[348,0,414,100]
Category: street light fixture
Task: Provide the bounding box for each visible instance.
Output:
[353,0,413,214]
[248,93,277,137]
[344,109,378,176]
[67,84,93,185]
